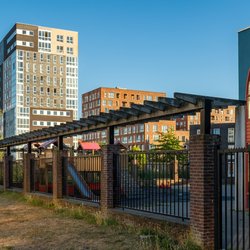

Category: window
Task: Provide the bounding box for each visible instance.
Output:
[213,128,220,135]
[122,137,128,144]
[38,30,51,41]
[60,56,63,64]
[57,46,63,53]
[53,66,57,74]
[40,53,44,62]
[108,92,115,98]
[162,125,168,132]
[114,129,119,136]
[33,64,37,73]
[153,125,158,132]
[60,66,63,75]
[33,97,37,106]
[53,55,57,64]
[139,124,144,132]
[57,35,63,42]
[38,42,51,52]
[60,78,63,86]
[136,135,141,142]
[153,134,159,141]
[67,47,73,54]
[47,65,50,74]
[47,54,50,62]
[67,36,73,43]
[228,128,235,143]
[40,76,44,83]
[33,86,37,94]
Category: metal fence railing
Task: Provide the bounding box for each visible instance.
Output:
[63,155,102,204]
[10,160,24,188]
[0,161,3,185]
[114,150,190,220]
[32,158,53,194]
[216,148,250,250]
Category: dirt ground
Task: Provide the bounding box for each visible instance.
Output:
[0,194,142,250]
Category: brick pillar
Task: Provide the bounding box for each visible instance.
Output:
[189,134,219,249]
[3,155,12,190]
[23,153,34,193]
[101,144,122,211]
[52,149,68,199]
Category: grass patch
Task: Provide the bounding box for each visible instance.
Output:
[0,191,201,249]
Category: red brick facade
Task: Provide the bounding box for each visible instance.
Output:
[189,134,219,249]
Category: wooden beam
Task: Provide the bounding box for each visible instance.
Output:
[200,99,212,135]
[107,126,114,144]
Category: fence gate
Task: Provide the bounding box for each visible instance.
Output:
[216,148,250,250]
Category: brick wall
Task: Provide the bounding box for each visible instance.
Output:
[23,153,34,193]
[189,134,219,249]
[53,149,64,199]
[101,144,122,211]
[3,155,12,190]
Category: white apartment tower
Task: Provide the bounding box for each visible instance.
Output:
[0,23,78,142]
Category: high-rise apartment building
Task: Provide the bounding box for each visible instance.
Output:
[0,23,78,139]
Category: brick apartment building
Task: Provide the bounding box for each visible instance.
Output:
[82,87,166,118]
[82,87,189,150]
[175,106,235,130]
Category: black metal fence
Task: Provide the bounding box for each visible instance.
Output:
[32,158,53,194]
[0,161,3,185]
[10,160,24,188]
[216,148,250,250]
[114,150,190,220]
[63,155,101,203]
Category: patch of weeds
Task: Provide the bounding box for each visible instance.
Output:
[1,246,14,250]
[26,196,45,207]
[53,205,97,224]
[179,237,201,250]
[139,227,201,250]
[95,211,119,227]
[1,191,26,202]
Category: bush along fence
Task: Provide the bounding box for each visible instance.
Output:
[1,134,249,249]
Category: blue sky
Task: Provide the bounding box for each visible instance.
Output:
[1,0,250,112]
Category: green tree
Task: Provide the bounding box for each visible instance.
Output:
[155,128,182,151]
[129,145,147,166]
[154,129,189,179]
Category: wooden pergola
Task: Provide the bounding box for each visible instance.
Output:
[0,92,245,154]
